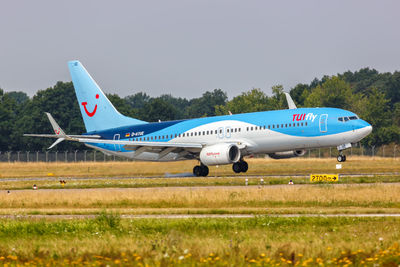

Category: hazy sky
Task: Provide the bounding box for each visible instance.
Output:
[1,0,400,99]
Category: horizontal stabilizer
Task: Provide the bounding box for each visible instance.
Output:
[48,138,65,149]
[23,112,102,149]
[23,134,101,139]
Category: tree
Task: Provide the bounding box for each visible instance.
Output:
[139,98,179,122]
[359,88,395,146]
[304,76,353,109]
[0,89,18,150]
[289,84,310,107]
[6,91,29,104]
[124,92,151,109]
[270,85,287,110]
[186,89,227,118]
[216,88,270,115]
[14,82,86,151]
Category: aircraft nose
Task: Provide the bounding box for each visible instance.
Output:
[359,121,372,137]
[365,125,372,135]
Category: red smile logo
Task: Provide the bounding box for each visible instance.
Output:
[81,94,99,117]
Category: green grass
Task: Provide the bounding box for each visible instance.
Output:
[0,215,399,266]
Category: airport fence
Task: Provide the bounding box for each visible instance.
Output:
[0,144,399,162]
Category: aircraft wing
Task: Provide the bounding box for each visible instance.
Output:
[79,138,203,149]
[24,112,248,159]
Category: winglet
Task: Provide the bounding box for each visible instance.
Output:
[284,93,297,109]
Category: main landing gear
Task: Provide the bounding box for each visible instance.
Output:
[232,160,248,173]
[193,164,209,177]
[337,153,347,162]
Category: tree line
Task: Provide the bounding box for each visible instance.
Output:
[0,67,399,151]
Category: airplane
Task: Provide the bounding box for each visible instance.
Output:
[24,60,373,176]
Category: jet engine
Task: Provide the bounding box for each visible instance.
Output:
[200,143,241,165]
[268,149,307,159]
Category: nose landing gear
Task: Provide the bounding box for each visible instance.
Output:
[193,164,209,177]
[233,160,248,173]
[337,153,347,162]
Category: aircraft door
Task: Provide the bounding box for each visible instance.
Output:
[218,127,224,139]
[225,126,232,138]
[319,114,328,133]
[113,134,121,151]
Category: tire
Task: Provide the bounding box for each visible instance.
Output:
[232,162,241,173]
[240,161,248,173]
[201,166,209,177]
[342,155,347,162]
[193,166,201,176]
[337,155,343,162]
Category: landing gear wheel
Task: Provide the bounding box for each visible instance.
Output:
[193,166,201,176]
[337,155,347,162]
[193,165,209,177]
[239,161,248,173]
[233,162,241,173]
[232,160,249,173]
[200,165,209,177]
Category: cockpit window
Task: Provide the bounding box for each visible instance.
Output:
[349,116,358,120]
[344,117,349,122]
[338,117,343,122]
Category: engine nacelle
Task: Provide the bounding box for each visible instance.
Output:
[200,143,241,166]
[268,149,306,159]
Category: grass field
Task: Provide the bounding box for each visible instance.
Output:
[0,157,399,178]
[1,184,399,215]
[0,215,398,266]
[1,157,399,265]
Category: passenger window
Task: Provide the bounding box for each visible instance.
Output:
[251,127,253,131]
[297,123,300,126]
[301,122,303,126]
[203,131,205,135]
[305,122,307,126]
[285,124,287,127]
[272,125,275,129]
[277,125,279,128]
[268,125,271,129]
[247,127,249,131]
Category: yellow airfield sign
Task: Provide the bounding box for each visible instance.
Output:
[310,174,339,182]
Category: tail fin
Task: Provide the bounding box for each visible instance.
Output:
[68,60,147,133]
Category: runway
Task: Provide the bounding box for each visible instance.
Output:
[0,172,399,182]
[1,214,400,220]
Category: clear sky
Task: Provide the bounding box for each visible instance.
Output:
[1,0,399,98]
